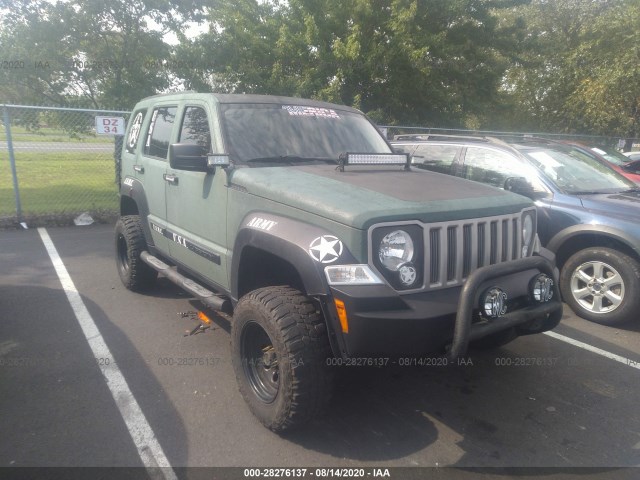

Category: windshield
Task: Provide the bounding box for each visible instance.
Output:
[591,146,631,166]
[522,146,637,194]
[220,104,391,163]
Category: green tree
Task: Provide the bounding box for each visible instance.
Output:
[0,0,204,108]
[497,0,639,139]
[176,0,528,126]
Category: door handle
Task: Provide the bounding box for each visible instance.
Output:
[133,165,144,173]
[163,174,178,185]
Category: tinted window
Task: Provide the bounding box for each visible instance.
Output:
[144,106,177,159]
[126,109,146,154]
[463,147,547,193]
[411,144,459,174]
[179,107,211,152]
[220,104,390,163]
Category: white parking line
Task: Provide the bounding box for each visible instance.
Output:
[544,330,640,370]
[38,228,177,480]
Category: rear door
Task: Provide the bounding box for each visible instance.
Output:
[138,104,179,255]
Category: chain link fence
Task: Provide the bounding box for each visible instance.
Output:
[1,105,130,228]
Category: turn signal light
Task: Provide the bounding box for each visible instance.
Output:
[334,299,349,333]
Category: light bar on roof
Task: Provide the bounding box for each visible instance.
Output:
[338,153,410,171]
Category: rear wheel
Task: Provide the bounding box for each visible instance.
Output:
[560,247,640,325]
[115,215,157,291]
[231,286,333,432]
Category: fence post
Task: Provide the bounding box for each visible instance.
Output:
[2,106,22,221]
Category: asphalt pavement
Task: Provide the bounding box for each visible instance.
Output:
[2,224,640,479]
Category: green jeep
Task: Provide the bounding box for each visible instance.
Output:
[116,92,562,431]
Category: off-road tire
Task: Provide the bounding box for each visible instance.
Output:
[231,286,333,432]
[115,215,157,291]
[560,247,640,325]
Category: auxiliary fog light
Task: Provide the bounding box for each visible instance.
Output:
[481,287,508,319]
[398,262,418,287]
[530,274,554,303]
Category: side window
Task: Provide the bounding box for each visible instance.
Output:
[179,106,211,153]
[463,147,546,193]
[144,106,177,159]
[126,109,146,154]
[393,144,416,156]
[412,144,459,175]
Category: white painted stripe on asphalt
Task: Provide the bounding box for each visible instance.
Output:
[38,228,177,480]
[544,330,640,370]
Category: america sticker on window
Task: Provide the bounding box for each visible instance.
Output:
[282,106,340,119]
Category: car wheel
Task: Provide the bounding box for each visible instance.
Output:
[115,215,157,291]
[560,247,640,325]
[231,286,333,432]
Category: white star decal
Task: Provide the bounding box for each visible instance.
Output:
[309,235,343,263]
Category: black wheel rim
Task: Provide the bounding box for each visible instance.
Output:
[116,233,130,275]
[240,321,279,404]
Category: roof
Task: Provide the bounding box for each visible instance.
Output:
[133,91,361,114]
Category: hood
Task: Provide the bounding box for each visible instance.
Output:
[228,164,532,229]
[579,190,640,221]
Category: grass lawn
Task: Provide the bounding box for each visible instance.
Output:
[1,125,118,144]
[0,150,118,217]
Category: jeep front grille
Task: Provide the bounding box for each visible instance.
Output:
[369,211,529,294]
[425,213,522,290]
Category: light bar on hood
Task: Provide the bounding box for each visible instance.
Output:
[338,153,410,171]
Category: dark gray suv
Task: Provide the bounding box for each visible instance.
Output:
[393,135,640,326]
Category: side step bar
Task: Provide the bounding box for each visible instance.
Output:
[141,251,232,314]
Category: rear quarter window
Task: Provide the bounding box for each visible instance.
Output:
[144,106,177,159]
[125,109,146,154]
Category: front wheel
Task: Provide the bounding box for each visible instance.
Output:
[231,286,333,432]
[560,247,640,325]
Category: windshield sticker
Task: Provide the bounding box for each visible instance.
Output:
[283,106,340,119]
[309,235,343,264]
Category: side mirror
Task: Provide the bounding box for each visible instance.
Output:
[169,143,230,172]
[504,176,535,198]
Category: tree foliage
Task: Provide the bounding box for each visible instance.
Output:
[175,0,528,126]
[1,0,639,137]
[497,0,640,138]
[0,0,204,109]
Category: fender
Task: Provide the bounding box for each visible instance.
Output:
[230,212,359,301]
[547,224,640,257]
[119,176,153,246]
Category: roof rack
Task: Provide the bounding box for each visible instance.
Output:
[392,133,491,143]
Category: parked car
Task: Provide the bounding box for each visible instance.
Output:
[393,135,640,326]
[583,145,640,184]
[115,95,563,431]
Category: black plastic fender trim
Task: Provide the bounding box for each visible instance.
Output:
[120,177,153,247]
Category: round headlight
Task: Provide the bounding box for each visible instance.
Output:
[378,230,414,271]
[522,213,534,256]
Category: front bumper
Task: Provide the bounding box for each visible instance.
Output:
[323,255,562,359]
